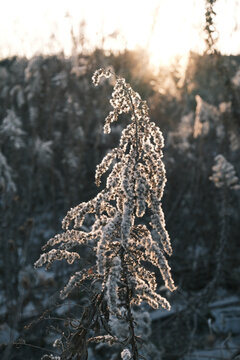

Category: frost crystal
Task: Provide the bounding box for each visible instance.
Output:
[121,348,132,360]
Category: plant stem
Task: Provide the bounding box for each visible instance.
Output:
[118,85,141,359]
[120,246,139,360]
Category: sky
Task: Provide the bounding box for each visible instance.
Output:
[0,0,240,68]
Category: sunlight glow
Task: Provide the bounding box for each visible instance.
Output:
[0,0,240,68]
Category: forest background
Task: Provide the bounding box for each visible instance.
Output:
[0,0,240,359]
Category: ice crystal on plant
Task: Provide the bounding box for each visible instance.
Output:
[88,335,117,345]
[41,355,61,360]
[34,249,80,268]
[92,68,112,86]
[121,348,132,360]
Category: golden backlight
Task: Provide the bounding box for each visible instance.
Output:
[0,0,239,68]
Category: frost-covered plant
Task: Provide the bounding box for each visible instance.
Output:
[0,109,25,149]
[198,154,240,300]
[209,154,240,190]
[193,95,222,139]
[35,68,176,359]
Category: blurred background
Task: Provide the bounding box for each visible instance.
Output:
[0,0,240,359]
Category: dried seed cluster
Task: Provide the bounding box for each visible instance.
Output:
[35,67,176,320]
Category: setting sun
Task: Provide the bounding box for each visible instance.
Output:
[1,0,240,67]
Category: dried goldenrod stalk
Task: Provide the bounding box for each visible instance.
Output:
[35,68,175,359]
